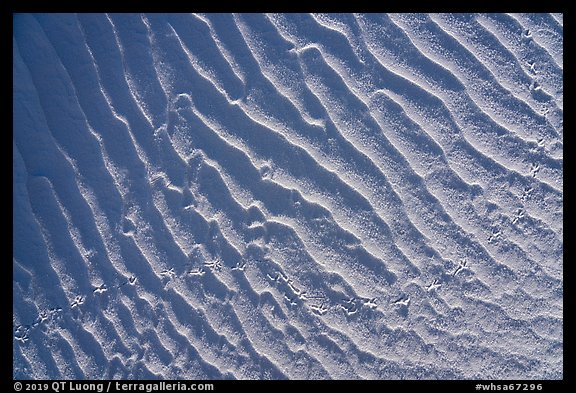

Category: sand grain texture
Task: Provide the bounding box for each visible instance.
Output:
[13,13,563,379]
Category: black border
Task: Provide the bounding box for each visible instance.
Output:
[9,5,569,391]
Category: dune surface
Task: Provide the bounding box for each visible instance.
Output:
[13,13,563,379]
